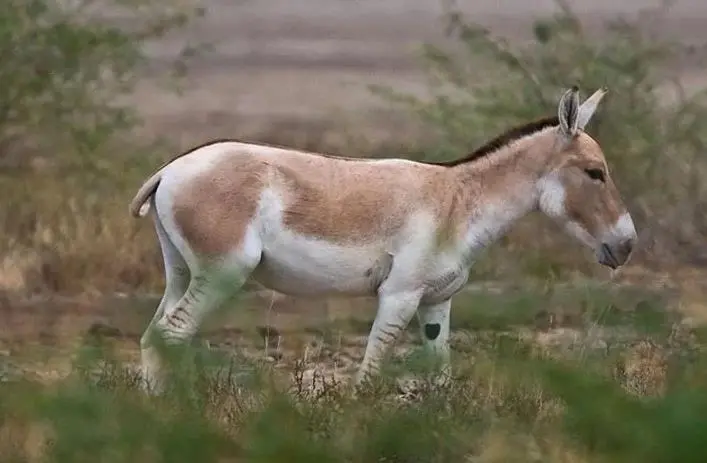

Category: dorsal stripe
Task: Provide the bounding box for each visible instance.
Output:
[426,116,560,167]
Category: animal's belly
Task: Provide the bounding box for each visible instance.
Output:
[251,238,391,298]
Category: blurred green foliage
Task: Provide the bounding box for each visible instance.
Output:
[0,0,204,178]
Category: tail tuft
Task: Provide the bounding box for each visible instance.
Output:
[129,171,163,218]
[137,202,151,217]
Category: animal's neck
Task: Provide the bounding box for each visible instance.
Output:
[452,127,557,261]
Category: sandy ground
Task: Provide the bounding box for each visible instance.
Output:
[123,0,707,144]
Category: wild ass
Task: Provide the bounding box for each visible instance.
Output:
[130,86,637,393]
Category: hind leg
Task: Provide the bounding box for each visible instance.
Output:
[146,226,263,393]
[140,217,190,393]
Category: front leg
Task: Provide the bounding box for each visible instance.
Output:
[354,290,422,387]
[417,298,452,383]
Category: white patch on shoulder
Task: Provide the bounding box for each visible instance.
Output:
[461,191,537,261]
[462,203,512,251]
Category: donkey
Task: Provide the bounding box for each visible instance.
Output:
[130,86,637,393]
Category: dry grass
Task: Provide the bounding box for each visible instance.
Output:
[0,173,163,295]
[0,278,705,462]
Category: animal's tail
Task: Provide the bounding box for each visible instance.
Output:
[129,169,164,218]
[129,139,229,218]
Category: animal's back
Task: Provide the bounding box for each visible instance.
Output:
[161,141,449,245]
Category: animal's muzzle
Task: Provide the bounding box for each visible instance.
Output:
[599,238,635,269]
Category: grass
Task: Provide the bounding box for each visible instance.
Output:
[1,280,706,462]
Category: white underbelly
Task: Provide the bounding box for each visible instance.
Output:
[251,234,387,297]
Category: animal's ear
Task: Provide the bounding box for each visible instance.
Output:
[576,87,608,131]
[557,86,580,138]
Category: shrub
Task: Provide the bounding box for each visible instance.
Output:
[0,0,204,177]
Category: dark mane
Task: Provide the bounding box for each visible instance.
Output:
[427,116,559,167]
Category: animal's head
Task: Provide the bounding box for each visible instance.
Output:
[538,86,637,269]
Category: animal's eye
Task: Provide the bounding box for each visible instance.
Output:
[584,168,605,183]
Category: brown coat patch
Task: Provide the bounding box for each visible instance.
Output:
[172,153,267,257]
[274,158,451,243]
